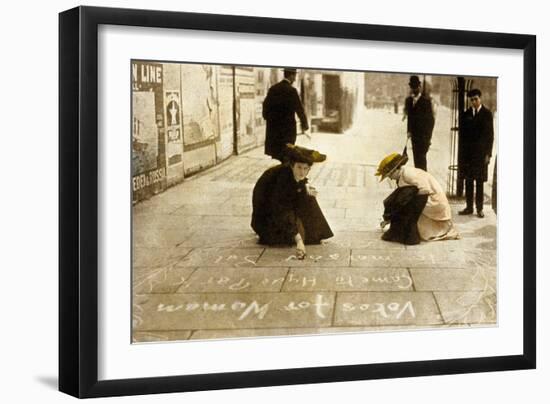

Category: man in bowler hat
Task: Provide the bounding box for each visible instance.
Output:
[262,68,309,161]
[404,75,435,171]
[458,88,494,218]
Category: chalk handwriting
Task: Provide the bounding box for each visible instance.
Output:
[285,273,413,290]
[211,254,258,267]
[286,253,342,262]
[155,294,331,320]
[351,253,439,266]
[287,273,317,288]
[282,294,331,318]
[341,301,415,319]
[156,300,271,320]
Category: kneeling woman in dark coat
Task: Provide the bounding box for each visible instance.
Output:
[251,144,333,259]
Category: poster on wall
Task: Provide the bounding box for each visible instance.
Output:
[165,91,183,166]
[216,65,235,160]
[132,92,158,174]
[181,64,219,148]
[235,66,256,153]
[253,67,270,145]
[131,61,166,202]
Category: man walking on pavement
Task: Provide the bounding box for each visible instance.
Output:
[404,75,435,171]
[263,68,309,162]
[458,88,494,218]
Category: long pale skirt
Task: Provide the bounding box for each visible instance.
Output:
[418,215,460,241]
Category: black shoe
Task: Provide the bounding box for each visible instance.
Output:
[458,208,473,215]
[381,231,393,241]
[404,238,421,245]
[477,210,485,218]
[381,230,399,242]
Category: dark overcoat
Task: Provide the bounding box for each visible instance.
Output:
[459,105,494,181]
[405,95,435,146]
[251,165,333,245]
[262,80,308,160]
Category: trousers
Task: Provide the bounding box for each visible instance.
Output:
[411,139,429,171]
[465,178,484,211]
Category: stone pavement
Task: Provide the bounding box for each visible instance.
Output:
[132,107,497,343]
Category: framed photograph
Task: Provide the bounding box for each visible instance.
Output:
[59,6,536,398]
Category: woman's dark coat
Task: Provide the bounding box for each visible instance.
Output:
[251,164,333,245]
[382,185,427,245]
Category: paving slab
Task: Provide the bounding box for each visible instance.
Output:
[315,197,337,208]
[209,185,258,197]
[133,330,193,343]
[406,235,495,254]
[225,196,253,208]
[322,208,347,219]
[463,250,497,267]
[345,207,382,219]
[334,292,444,326]
[176,229,259,248]
[168,181,230,196]
[403,240,463,254]
[132,201,180,215]
[155,192,230,206]
[132,227,196,248]
[133,214,202,231]
[172,203,252,217]
[329,217,380,232]
[189,325,440,340]
[257,245,351,267]
[335,198,376,209]
[282,267,413,292]
[175,247,265,268]
[351,249,467,268]
[345,186,378,195]
[133,266,197,294]
[313,185,350,196]
[327,231,406,250]
[190,215,251,229]
[434,291,497,325]
[133,247,192,269]
[410,267,496,291]
[178,267,288,293]
[468,323,498,329]
[133,292,335,331]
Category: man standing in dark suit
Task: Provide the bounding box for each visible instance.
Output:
[458,88,494,218]
[263,68,309,161]
[404,75,435,171]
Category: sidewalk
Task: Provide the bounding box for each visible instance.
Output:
[132,107,497,343]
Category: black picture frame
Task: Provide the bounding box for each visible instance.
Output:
[59,5,536,398]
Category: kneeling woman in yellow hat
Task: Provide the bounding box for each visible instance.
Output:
[376,152,459,245]
[251,144,333,258]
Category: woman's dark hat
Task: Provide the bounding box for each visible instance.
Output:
[408,75,421,88]
[285,144,326,164]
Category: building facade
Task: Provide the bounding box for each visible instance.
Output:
[132,62,364,203]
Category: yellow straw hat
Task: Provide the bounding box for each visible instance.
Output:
[375,152,408,181]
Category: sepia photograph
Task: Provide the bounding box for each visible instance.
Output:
[131,60,498,343]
